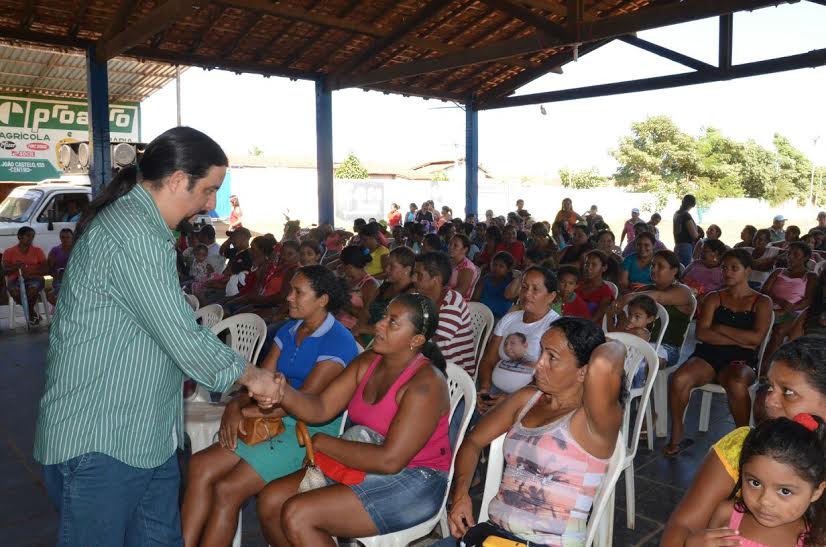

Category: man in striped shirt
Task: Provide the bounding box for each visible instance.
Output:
[33,128,275,546]
[413,251,477,376]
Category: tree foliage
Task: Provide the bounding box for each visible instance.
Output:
[334,153,370,179]
[559,167,606,189]
[611,116,821,206]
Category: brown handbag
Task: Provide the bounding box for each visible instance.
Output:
[237,416,286,446]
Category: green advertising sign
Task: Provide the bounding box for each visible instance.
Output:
[0,94,141,182]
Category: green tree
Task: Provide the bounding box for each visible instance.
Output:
[248,145,264,156]
[558,167,606,189]
[774,134,813,204]
[432,170,449,182]
[334,153,369,179]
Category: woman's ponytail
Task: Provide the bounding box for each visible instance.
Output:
[421,340,447,376]
[75,164,139,239]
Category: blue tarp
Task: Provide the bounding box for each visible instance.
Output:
[210,168,232,218]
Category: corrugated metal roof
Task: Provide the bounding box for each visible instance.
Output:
[0,42,180,103]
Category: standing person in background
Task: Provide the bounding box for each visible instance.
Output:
[620,207,642,248]
[33,127,274,545]
[583,204,604,232]
[769,214,787,243]
[228,195,243,230]
[648,213,662,240]
[673,194,699,267]
[404,203,418,225]
[387,203,402,228]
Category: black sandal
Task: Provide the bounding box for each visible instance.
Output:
[663,438,694,457]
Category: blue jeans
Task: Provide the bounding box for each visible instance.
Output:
[675,243,693,267]
[43,452,183,547]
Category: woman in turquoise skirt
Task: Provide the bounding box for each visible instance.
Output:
[182,265,359,547]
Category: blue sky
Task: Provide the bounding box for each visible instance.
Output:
[141,2,826,179]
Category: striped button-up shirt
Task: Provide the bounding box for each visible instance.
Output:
[34,184,246,469]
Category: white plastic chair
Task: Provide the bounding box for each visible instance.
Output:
[814,260,826,277]
[606,332,660,530]
[352,361,477,547]
[194,303,224,329]
[467,302,494,376]
[184,292,200,311]
[479,431,626,547]
[652,293,698,437]
[688,310,774,432]
[7,289,52,328]
[210,313,268,364]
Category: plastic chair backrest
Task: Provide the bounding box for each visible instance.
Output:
[606,332,660,460]
[184,293,200,311]
[194,304,224,329]
[210,313,268,363]
[753,310,775,380]
[815,260,826,277]
[479,431,626,547]
[677,292,698,353]
[467,302,495,369]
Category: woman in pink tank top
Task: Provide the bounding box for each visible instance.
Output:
[436,317,627,547]
[254,293,453,545]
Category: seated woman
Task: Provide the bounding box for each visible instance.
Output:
[744,228,780,289]
[436,319,626,547]
[692,223,723,260]
[222,238,297,316]
[617,250,694,369]
[298,240,322,266]
[576,250,616,324]
[681,238,725,305]
[473,251,516,321]
[181,265,358,547]
[47,228,74,305]
[252,293,452,545]
[558,223,594,266]
[760,241,817,372]
[476,266,560,412]
[335,246,380,333]
[474,225,506,271]
[619,232,656,292]
[359,222,389,278]
[733,224,757,249]
[661,336,826,546]
[353,246,415,345]
[665,249,773,456]
[448,234,481,300]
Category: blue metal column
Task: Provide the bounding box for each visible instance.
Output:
[315,79,334,226]
[86,46,111,197]
[465,101,479,220]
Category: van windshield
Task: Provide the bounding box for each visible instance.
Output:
[0,189,43,222]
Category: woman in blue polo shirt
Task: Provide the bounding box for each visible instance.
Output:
[182,265,359,546]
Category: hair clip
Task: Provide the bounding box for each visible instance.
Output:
[419,296,430,335]
[793,413,819,432]
[363,247,370,256]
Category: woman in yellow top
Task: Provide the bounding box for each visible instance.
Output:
[662,336,826,546]
[360,222,389,278]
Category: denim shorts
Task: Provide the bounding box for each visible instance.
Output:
[328,466,448,534]
[661,343,681,368]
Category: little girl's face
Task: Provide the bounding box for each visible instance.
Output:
[741,455,825,528]
[195,250,207,262]
[626,306,654,330]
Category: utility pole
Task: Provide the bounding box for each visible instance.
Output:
[811,135,820,205]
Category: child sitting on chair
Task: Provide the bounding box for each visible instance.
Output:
[608,294,660,389]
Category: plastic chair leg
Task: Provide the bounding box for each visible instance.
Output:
[624,464,635,530]
[8,295,16,329]
[38,290,51,325]
[653,373,669,438]
[644,404,654,452]
[699,391,712,432]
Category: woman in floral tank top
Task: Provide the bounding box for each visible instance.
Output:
[436,318,627,547]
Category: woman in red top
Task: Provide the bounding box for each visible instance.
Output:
[502,225,525,267]
[387,203,402,228]
[474,225,506,270]
[224,239,299,317]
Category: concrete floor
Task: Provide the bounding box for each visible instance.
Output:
[0,325,737,546]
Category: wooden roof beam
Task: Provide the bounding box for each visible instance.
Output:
[480,47,826,109]
[618,35,715,71]
[19,0,37,30]
[69,0,93,39]
[333,0,453,77]
[478,0,570,39]
[331,0,796,90]
[96,0,204,63]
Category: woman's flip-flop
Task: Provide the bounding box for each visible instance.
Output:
[663,438,694,457]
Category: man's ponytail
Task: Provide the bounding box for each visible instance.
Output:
[74,127,228,240]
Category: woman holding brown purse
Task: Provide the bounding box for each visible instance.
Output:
[181,265,359,547]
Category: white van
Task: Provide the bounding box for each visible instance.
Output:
[0,176,92,253]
